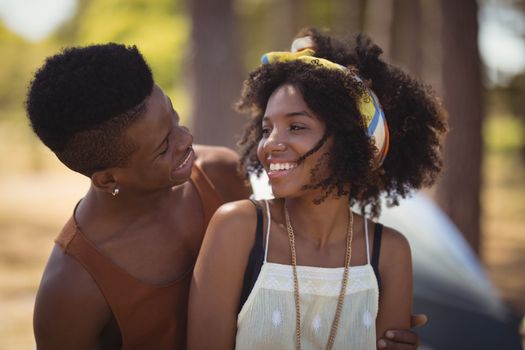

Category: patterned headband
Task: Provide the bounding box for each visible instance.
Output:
[260,36,390,167]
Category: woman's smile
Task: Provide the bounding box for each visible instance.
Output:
[266,160,298,179]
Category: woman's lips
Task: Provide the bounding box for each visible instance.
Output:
[266,161,297,179]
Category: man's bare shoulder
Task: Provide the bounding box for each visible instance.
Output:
[193,144,239,164]
[193,144,252,202]
[34,245,111,349]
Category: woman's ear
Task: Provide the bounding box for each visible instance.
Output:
[91,169,119,196]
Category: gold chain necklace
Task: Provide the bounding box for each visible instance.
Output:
[284,204,354,350]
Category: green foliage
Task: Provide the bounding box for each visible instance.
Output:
[0,0,191,130]
[72,0,189,91]
[504,72,525,119]
[484,114,525,153]
[0,23,60,123]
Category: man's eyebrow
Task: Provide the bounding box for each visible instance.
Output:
[167,96,180,121]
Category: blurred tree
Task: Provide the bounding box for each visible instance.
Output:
[503,72,525,159]
[0,24,54,119]
[419,0,443,93]
[389,0,422,78]
[362,0,393,59]
[0,24,30,114]
[237,0,367,82]
[0,23,62,171]
[57,0,189,113]
[306,0,364,34]
[331,0,366,33]
[188,0,243,147]
[436,0,484,253]
[505,72,525,119]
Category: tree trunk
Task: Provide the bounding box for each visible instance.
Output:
[436,0,484,253]
[362,0,393,60]
[331,0,365,33]
[188,0,243,148]
[389,0,422,78]
[419,0,443,94]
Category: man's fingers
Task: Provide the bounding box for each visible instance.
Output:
[383,329,419,346]
[410,313,428,328]
[377,315,426,350]
[377,338,416,350]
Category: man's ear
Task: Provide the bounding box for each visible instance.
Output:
[91,169,118,195]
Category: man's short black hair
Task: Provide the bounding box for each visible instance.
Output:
[26,43,154,176]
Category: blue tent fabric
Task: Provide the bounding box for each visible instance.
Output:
[378,193,522,350]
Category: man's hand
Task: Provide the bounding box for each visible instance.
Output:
[377,314,428,349]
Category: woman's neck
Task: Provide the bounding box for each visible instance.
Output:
[281,195,351,248]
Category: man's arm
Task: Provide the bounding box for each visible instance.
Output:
[34,246,112,350]
[193,144,252,202]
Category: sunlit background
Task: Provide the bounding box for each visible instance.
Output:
[0,0,524,348]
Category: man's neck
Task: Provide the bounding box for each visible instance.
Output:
[74,184,181,241]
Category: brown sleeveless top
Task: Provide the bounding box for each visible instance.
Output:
[55,164,224,349]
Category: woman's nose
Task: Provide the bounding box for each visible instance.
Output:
[263,130,286,153]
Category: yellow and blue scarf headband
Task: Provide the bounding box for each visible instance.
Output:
[261,36,390,167]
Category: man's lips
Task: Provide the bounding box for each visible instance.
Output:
[175,147,193,170]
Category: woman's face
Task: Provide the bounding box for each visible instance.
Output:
[257,84,332,199]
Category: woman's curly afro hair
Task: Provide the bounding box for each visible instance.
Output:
[237,28,448,217]
[26,43,154,176]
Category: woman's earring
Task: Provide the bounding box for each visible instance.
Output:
[112,186,120,196]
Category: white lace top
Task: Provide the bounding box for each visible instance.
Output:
[236,201,379,350]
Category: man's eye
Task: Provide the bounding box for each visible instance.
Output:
[159,140,169,155]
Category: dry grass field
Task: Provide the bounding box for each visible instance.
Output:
[0,119,523,349]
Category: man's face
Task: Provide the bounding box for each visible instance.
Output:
[113,84,194,195]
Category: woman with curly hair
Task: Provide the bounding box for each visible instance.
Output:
[188,28,447,350]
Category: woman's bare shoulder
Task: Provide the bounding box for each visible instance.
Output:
[204,199,263,251]
[380,225,411,257]
[376,224,412,277]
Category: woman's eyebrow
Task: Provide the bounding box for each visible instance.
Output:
[263,110,313,121]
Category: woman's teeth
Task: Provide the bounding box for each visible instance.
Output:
[269,162,296,171]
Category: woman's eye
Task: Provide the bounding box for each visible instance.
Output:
[261,127,271,135]
[290,124,305,131]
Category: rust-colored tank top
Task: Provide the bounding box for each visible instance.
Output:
[55,164,224,349]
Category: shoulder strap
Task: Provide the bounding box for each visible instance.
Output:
[238,199,264,313]
[371,223,383,292]
[190,163,225,227]
[55,216,77,251]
